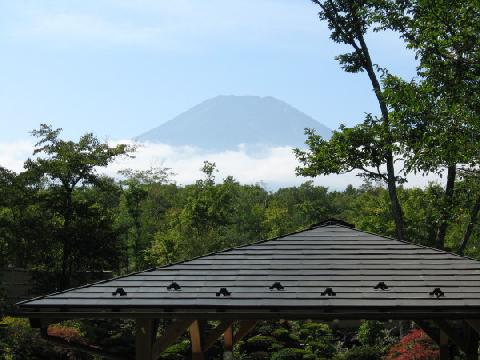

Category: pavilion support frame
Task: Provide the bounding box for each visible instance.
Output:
[133,317,480,360]
[29,314,480,360]
[416,319,479,360]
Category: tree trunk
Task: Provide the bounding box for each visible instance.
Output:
[459,193,480,255]
[61,188,73,289]
[357,31,405,240]
[435,165,457,250]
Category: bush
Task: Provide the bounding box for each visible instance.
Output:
[48,323,85,343]
[0,317,70,360]
[358,321,384,347]
[272,328,300,348]
[385,329,439,360]
[159,340,190,360]
[270,348,313,360]
[245,335,276,352]
[335,345,382,360]
[298,322,336,358]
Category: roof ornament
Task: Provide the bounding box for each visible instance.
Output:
[429,288,445,298]
[374,282,389,291]
[216,287,231,297]
[112,288,127,296]
[167,282,181,291]
[321,287,336,296]
[269,282,285,291]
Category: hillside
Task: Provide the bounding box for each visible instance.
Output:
[136,95,331,150]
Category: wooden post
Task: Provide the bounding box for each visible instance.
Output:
[463,321,479,360]
[151,319,194,360]
[223,324,233,360]
[136,319,156,360]
[439,329,449,360]
[189,320,205,360]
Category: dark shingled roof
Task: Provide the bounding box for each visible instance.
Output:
[18,222,480,319]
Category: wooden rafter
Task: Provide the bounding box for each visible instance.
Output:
[203,320,234,352]
[233,320,258,345]
[415,320,440,345]
[462,321,479,360]
[151,319,194,360]
[434,320,468,354]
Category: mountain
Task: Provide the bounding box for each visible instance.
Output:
[136,95,331,151]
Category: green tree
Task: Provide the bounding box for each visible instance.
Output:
[25,124,131,288]
[118,167,173,270]
[296,0,406,240]
[380,0,480,249]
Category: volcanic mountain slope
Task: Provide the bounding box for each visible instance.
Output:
[136,95,331,151]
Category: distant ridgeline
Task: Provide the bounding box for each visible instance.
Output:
[136,95,331,151]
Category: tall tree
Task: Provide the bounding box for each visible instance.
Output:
[296,0,405,239]
[118,167,173,270]
[381,0,480,249]
[25,124,131,288]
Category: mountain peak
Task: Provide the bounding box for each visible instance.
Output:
[136,95,331,151]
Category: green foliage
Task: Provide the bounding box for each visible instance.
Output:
[0,317,71,360]
[159,340,190,360]
[270,348,313,360]
[358,321,384,347]
[334,345,382,360]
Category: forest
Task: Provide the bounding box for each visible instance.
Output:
[2,0,480,359]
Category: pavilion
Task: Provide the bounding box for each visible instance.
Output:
[17,220,480,360]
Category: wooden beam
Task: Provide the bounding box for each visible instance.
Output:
[151,319,194,360]
[135,319,157,360]
[466,319,480,334]
[233,320,258,345]
[439,330,449,360]
[224,324,233,351]
[462,321,478,360]
[189,320,205,360]
[224,324,234,360]
[434,320,468,354]
[203,320,234,352]
[415,320,440,345]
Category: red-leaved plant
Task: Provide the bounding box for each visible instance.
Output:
[47,324,86,343]
[385,329,439,360]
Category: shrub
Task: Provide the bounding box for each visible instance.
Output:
[48,323,85,343]
[245,335,276,352]
[335,345,382,360]
[358,321,384,346]
[385,329,439,360]
[0,317,68,360]
[298,322,336,358]
[272,328,300,348]
[270,348,312,360]
[159,340,190,360]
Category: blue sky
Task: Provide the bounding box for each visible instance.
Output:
[0,1,430,188]
[0,0,417,142]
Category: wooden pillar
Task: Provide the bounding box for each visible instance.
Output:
[189,320,205,360]
[223,324,233,360]
[439,329,449,360]
[136,319,156,360]
[463,321,479,360]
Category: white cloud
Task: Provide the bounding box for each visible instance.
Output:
[0,139,442,191]
[0,140,34,173]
